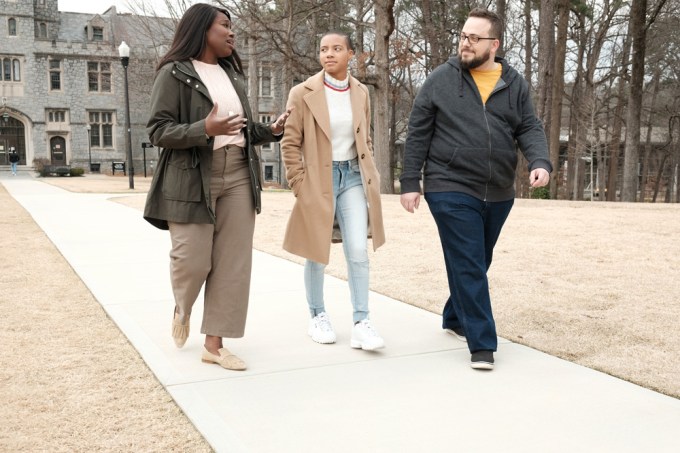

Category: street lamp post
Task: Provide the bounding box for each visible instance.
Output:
[86,124,92,171]
[119,41,134,189]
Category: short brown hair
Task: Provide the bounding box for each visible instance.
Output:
[468,8,503,41]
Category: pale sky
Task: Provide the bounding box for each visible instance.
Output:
[58,0,173,16]
[58,0,130,14]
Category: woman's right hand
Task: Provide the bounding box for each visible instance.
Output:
[204,102,246,137]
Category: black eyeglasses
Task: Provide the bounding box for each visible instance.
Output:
[459,32,497,44]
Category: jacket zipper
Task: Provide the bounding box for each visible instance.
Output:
[479,77,508,202]
[482,104,492,202]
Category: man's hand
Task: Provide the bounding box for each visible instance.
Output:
[529,168,550,188]
[400,192,421,213]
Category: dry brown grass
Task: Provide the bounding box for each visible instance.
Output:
[0,182,211,452]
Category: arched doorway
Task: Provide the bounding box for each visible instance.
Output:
[50,136,66,165]
[0,116,26,165]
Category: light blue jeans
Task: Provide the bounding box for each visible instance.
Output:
[10,162,18,175]
[305,158,369,323]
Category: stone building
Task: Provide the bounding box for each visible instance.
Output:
[0,0,286,183]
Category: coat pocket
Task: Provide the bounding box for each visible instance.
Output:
[162,153,202,202]
[447,147,489,185]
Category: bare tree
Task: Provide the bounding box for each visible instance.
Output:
[126,0,680,202]
[522,0,532,88]
[548,0,570,199]
[373,0,396,193]
[605,29,632,201]
[495,0,507,56]
[621,0,648,201]
[535,0,555,126]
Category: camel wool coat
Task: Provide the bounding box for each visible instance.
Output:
[281,70,385,265]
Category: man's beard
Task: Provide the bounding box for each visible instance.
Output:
[459,47,491,70]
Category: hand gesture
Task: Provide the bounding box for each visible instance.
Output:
[270,107,295,135]
[204,102,246,137]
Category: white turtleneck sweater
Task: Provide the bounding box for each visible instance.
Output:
[324,73,357,162]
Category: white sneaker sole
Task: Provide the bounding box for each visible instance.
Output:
[444,328,467,342]
[308,331,336,344]
[470,361,494,370]
[350,340,385,350]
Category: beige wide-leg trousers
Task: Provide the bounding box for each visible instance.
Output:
[168,145,255,338]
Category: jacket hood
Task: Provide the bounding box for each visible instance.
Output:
[446,55,519,109]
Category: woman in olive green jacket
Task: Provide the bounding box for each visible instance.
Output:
[144,4,290,370]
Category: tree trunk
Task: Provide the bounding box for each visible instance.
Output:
[373,0,396,194]
[529,0,554,199]
[639,67,661,201]
[247,33,259,121]
[548,0,569,199]
[516,0,533,198]
[354,0,367,76]
[496,0,507,57]
[523,0,532,89]
[621,0,647,202]
[566,14,587,200]
[536,0,555,127]
[419,0,440,72]
[605,27,632,202]
[652,153,668,202]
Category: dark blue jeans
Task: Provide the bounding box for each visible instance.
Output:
[425,191,514,353]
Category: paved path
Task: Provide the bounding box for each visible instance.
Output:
[3,175,680,452]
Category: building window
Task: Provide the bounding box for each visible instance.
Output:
[8,18,16,36]
[12,59,20,81]
[92,27,103,41]
[265,165,274,181]
[89,111,114,148]
[260,68,271,97]
[1,57,20,82]
[39,22,47,38]
[260,115,273,150]
[49,59,61,90]
[47,110,66,122]
[87,62,111,92]
[3,58,10,81]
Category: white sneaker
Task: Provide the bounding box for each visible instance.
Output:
[351,319,385,350]
[308,312,336,344]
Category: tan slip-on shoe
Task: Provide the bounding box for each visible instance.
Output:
[172,309,190,348]
[201,347,247,371]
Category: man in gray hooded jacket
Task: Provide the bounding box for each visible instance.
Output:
[400,7,552,370]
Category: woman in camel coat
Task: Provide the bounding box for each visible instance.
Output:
[281,32,385,350]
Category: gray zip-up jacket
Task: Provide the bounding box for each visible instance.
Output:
[400,56,552,201]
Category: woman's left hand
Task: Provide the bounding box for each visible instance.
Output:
[271,107,294,135]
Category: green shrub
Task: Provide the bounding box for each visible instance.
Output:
[530,187,550,199]
[70,167,85,177]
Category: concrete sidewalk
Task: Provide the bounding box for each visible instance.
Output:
[4,176,680,452]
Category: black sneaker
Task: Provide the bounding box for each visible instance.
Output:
[470,351,494,370]
[444,326,466,342]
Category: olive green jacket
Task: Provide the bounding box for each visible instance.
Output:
[143,60,279,230]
